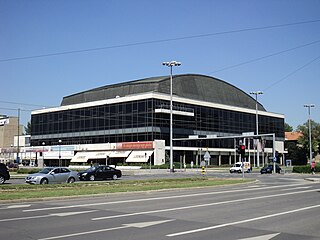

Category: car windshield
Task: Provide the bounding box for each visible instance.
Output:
[86,166,98,172]
[38,168,53,174]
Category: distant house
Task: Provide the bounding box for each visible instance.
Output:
[285,131,303,143]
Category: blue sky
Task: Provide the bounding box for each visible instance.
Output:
[1,0,320,130]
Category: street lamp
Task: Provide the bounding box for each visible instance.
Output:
[58,139,62,167]
[162,61,181,173]
[42,142,45,167]
[304,104,315,165]
[250,91,263,167]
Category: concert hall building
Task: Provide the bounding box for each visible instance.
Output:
[30,74,285,166]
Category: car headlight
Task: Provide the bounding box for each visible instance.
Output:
[27,176,38,180]
[82,173,87,176]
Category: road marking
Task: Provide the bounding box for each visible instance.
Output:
[38,219,175,240]
[166,204,320,237]
[0,214,51,222]
[92,188,319,220]
[7,204,31,209]
[0,210,97,223]
[49,210,97,217]
[0,204,31,210]
[24,183,309,212]
[237,233,280,240]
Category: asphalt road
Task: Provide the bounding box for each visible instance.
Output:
[1,173,320,240]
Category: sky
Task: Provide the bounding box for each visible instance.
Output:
[1,0,320,130]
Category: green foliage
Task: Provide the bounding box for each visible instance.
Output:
[297,120,320,160]
[292,164,319,173]
[284,123,293,132]
[285,142,307,165]
[16,168,40,174]
[24,121,32,135]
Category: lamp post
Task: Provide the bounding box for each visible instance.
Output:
[304,104,315,164]
[42,142,45,168]
[17,108,21,164]
[250,91,263,167]
[162,61,181,173]
[58,139,62,167]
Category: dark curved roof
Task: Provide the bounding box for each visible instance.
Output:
[61,74,266,111]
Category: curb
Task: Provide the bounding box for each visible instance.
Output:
[304,177,320,182]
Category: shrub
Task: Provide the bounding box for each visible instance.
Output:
[292,164,319,173]
[17,168,40,174]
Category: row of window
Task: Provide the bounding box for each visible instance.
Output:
[31,98,284,146]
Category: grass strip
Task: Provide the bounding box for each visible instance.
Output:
[0,178,252,201]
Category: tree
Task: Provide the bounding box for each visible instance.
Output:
[24,121,31,135]
[285,141,307,165]
[284,123,293,132]
[297,120,320,161]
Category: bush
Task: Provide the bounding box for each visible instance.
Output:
[292,164,319,173]
[17,168,40,174]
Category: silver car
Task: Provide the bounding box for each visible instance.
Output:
[25,167,79,184]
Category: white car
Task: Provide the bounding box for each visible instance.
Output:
[229,162,252,173]
[25,167,79,184]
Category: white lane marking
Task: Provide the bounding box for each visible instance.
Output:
[49,210,97,217]
[0,204,31,210]
[24,183,309,212]
[38,219,175,240]
[167,204,320,237]
[0,210,97,223]
[237,233,280,240]
[0,214,51,222]
[7,204,31,209]
[123,219,174,228]
[92,188,319,221]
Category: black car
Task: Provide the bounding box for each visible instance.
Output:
[0,163,10,184]
[79,165,122,181]
[260,164,281,174]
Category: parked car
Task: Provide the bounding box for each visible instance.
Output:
[25,167,79,184]
[260,164,282,174]
[229,162,252,173]
[0,163,10,184]
[78,165,122,181]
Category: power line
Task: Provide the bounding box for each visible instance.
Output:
[0,100,53,108]
[207,39,320,74]
[1,19,319,63]
[263,54,320,92]
[0,107,33,112]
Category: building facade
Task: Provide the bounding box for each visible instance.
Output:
[30,74,285,166]
[0,116,24,163]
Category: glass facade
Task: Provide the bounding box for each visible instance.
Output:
[31,97,284,151]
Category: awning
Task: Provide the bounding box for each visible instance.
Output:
[126,150,154,163]
[109,151,131,158]
[70,152,89,163]
[70,151,110,163]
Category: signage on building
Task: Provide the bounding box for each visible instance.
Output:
[51,145,75,151]
[0,118,9,126]
[118,141,154,149]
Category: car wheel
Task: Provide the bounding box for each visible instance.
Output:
[40,178,48,184]
[67,177,75,183]
[89,175,95,181]
[112,174,118,180]
[0,175,5,184]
